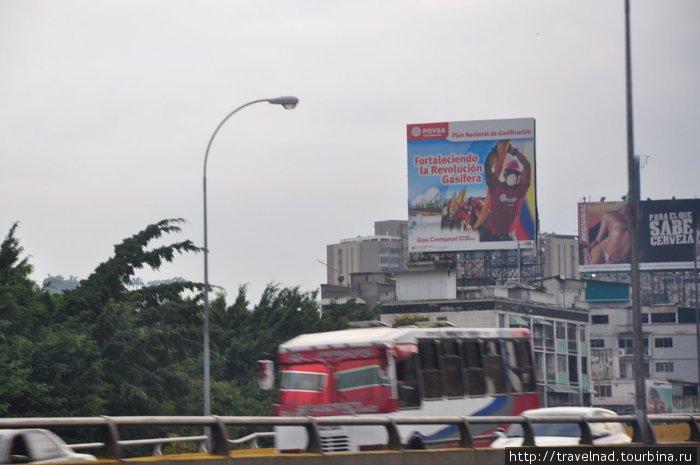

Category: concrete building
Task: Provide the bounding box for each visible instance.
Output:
[539,233,579,280]
[587,284,700,413]
[324,220,405,287]
[320,219,699,411]
[320,272,396,311]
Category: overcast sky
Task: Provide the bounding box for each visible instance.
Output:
[2,0,698,304]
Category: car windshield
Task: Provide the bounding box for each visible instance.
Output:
[506,422,582,438]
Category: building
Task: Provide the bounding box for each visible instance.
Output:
[586,280,700,413]
[540,233,579,280]
[324,220,405,287]
[320,219,699,410]
[320,272,395,311]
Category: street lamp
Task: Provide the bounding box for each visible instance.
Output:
[202,96,298,420]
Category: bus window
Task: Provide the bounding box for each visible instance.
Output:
[336,365,387,391]
[483,339,507,394]
[504,340,523,393]
[516,339,536,392]
[395,352,420,408]
[462,340,486,396]
[441,339,464,397]
[418,339,443,399]
[280,370,327,392]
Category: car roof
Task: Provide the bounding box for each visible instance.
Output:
[521,407,617,417]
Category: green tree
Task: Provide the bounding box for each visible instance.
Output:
[61,218,200,319]
[0,224,46,416]
[0,219,383,423]
[391,313,429,327]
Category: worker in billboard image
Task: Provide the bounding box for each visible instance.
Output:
[584,201,631,265]
[473,140,531,241]
[441,187,485,231]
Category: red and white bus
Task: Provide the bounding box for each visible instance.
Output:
[265,323,539,452]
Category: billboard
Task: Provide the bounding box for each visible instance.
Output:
[578,198,699,272]
[407,118,537,253]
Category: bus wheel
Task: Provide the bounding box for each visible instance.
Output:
[408,437,425,450]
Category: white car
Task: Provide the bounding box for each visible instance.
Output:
[0,429,96,463]
[490,407,632,447]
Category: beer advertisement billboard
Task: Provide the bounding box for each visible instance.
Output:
[407,118,537,253]
[578,198,699,272]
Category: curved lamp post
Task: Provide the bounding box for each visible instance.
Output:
[202,96,299,419]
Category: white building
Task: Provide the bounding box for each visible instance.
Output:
[588,295,700,413]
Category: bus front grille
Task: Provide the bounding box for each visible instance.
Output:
[321,435,350,452]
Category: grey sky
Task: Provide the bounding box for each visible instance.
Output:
[2,0,698,304]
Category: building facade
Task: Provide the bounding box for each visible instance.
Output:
[540,233,579,280]
[321,219,699,411]
[324,221,405,287]
[588,297,700,413]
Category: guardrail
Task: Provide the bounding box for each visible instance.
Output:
[0,413,698,459]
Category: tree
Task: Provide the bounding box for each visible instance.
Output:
[61,218,201,319]
[0,219,382,422]
[0,224,44,415]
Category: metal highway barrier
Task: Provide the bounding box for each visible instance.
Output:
[0,413,698,463]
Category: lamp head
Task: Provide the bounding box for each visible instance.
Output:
[268,96,299,109]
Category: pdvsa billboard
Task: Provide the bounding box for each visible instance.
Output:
[407,118,536,253]
[578,198,699,272]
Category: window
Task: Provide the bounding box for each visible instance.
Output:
[618,338,648,355]
[543,323,554,350]
[651,313,676,324]
[590,339,605,348]
[505,339,536,393]
[655,338,673,348]
[23,431,64,462]
[656,362,674,372]
[280,370,326,392]
[591,315,609,324]
[556,322,566,339]
[567,324,578,353]
[395,351,420,408]
[621,360,650,377]
[568,355,579,384]
[441,339,464,397]
[595,385,612,398]
[557,354,567,374]
[618,338,633,352]
[483,339,507,394]
[418,339,443,399]
[517,340,536,392]
[535,352,544,382]
[545,353,556,383]
[463,340,486,396]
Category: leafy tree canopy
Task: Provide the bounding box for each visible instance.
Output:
[0,220,378,426]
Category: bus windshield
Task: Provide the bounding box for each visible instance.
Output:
[280,369,327,392]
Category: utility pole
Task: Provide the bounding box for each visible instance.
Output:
[624,0,652,443]
[694,226,699,411]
